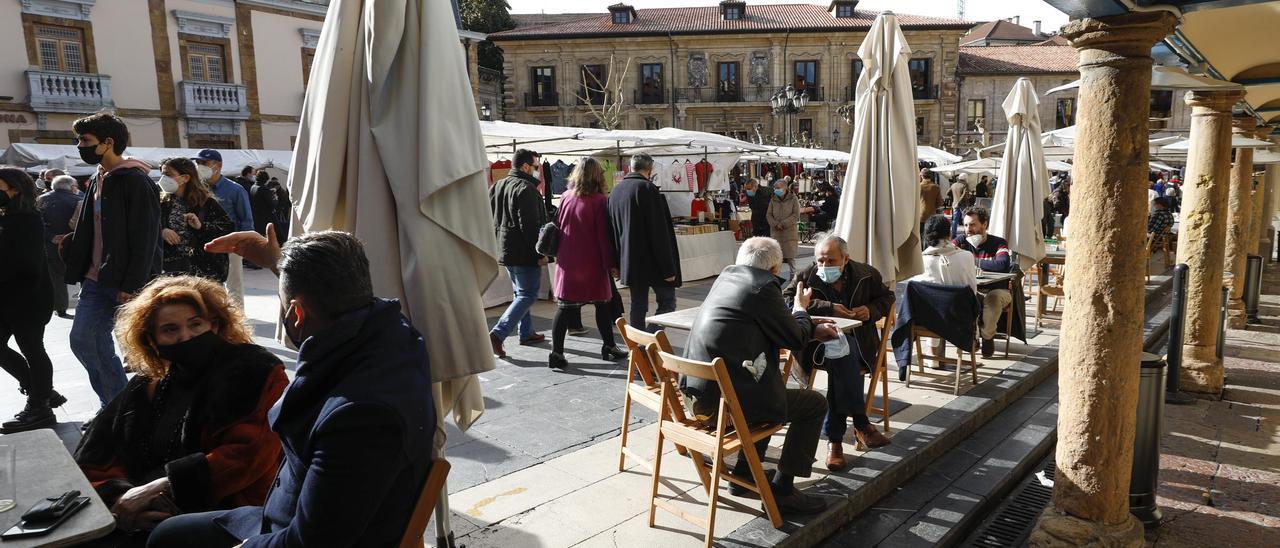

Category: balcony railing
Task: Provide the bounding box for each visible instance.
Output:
[178,81,250,119]
[674,86,824,104]
[633,89,665,105]
[26,70,113,114]
[912,84,940,101]
[524,91,559,108]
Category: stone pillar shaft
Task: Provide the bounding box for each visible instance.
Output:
[1225,117,1257,328]
[1266,162,1280,257]
[1173,90,1245,396]
[1031,11,1177,548]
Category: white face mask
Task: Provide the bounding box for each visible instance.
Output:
[966,233,987,248]
[157,175,179,194]
[196,164,214,184]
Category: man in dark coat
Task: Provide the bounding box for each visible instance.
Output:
[783,235,894,471]
[607,153,681,331]
[249,171,278,236]
[487,148,549,358]
[37,175,82,318]
[745,178,772,237]
[683,237,838,516]
[149,230,437,548]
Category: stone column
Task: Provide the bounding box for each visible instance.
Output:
[1224,117,1258,328]
[1265,147,1280,258]
[1253,133,1278,257]
[1172,89,1246,396]
[1030,12,1177,548]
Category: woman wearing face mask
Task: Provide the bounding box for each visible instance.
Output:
[75,275,287,539]
[158,158,233,282]
[0,168,67,433]
[767,178,800,275]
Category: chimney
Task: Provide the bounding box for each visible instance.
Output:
[1013,15,1020,25]
[1033,20,1042,35]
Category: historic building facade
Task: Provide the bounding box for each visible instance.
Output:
[489,1,972,152]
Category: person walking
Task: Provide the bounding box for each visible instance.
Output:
[0,168,66,433]
[745,178,772,237]
[488,149,549,358]
[192,150,253,307]
[158,157,234,282]
[768,178,801,276]
[61,113,162,407]
[608,153,681,332]
[270,177,291,244]
[37,174,82,318]
[249,171,277,237]
[548,158,628,370]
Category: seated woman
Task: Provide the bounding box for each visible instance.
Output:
[914,214,978,293]
[75,275,288,539]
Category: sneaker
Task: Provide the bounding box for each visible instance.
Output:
[567,327,590,336]
[1,401,55,433]
[769,489,827,515]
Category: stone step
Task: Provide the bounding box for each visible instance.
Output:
[720,272,1176,548]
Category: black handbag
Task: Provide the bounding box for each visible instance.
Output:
[535,221,560,257]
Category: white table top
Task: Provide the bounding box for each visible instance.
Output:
[647,306,862,332]
[0,429,115,547]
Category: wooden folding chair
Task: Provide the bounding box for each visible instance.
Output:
[1034,262,1066,329]
[397,458,452,548]
[906,326,979,395]
[615,318,705,482]
[648,348,785,547]
[865,308,895,433]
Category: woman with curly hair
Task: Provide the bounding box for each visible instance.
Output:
[157,157,233,282]
[0,167,66,433]
[75,275,287,540]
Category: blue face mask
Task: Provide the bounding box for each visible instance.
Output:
[816,265,842,284]
[746,189,756,197]
[774,189,785,197]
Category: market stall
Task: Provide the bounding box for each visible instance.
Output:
[0,143,292,177]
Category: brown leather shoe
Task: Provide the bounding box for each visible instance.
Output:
[855,425,891,449]
[519,333,546,346]
[489,332,507,358]
[825,441,847,472]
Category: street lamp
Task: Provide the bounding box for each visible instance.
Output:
[770,84,808,146]
[832,128,840,148]
[480,103,492,121]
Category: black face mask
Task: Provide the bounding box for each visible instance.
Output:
[78,143,105,165]
[156,331,223,379]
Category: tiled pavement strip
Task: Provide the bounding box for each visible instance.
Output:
[4,249,1277,547]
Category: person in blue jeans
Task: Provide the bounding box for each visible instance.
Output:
[488,149,550,358]
[59,113,162,407]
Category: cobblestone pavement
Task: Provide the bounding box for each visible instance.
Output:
[1145,260,1280,547]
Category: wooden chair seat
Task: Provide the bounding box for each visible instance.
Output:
[907,324,979,395]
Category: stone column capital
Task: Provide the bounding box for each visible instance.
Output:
[1061,11,1178,59]
[1232,116,1258,133]
[1183,89,1246,112]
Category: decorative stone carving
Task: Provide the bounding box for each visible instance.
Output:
[172,10,235,39]
[186,118,238,136]
[749,51,769,86]
[20,0,94,21]
[687,53,708,88]
[299,28,321,50]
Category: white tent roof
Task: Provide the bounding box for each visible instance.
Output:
[1159,134,1274,151]
[917,145,963,164]
[1046,66,1244,95]
[0,143,292,176]
[930,157,1003,175]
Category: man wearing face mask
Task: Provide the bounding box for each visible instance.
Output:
[60,113,162,407]
[744,178,771,237]
[192,150,254,308]
[953,206,1013,358]
[149,229,437,548]
[783,235,894,470]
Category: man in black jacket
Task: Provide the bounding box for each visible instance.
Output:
[487,148,549,358]
[37,175,82,318]
[608,153,681,331]
[149,230,437,548]
[783,235,894,471]
[745,178,772,237]
[683,237,838,515]
[60,113,161,407]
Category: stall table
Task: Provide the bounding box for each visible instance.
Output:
[675,231,737,281]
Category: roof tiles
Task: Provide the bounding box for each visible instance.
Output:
[958,45,1078,74]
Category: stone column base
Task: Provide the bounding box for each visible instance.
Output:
[1180,345,1224,397]
[1227,304,1247,329]
[1029,506,1144,548]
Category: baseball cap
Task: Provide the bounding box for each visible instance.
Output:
[193,149,222,163]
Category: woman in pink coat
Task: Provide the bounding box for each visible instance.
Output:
[550,158,629,370]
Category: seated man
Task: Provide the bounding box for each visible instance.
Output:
[953,206,1012,358]
[783,235,893,472]
[149,229,437,548]
[682,237,839,516]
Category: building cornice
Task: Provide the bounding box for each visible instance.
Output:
[20,0,95,21]
[173,10,236,38]
[299,28,321,49]
[237,0,330,18]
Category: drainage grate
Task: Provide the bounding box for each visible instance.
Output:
[965,456,1056,547]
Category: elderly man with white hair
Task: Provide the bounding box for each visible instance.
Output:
[682,237,838,516]
[36,175,83,318]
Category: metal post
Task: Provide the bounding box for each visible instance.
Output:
[1165,264,1195,404]
[1217,285,1229,360]
[1245,255,1263,323]
[1130,353,1167,527]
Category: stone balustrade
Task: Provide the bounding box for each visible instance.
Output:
[26,70,113,114]
[178,80,250,119]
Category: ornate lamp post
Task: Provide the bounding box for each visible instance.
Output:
[480,103,492,121]
[770,84,808,146]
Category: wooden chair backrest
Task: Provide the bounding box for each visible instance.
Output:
[655,350,756,439]
[617,318,674,386]
[397,458,452,548]
[874,306,897,369]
